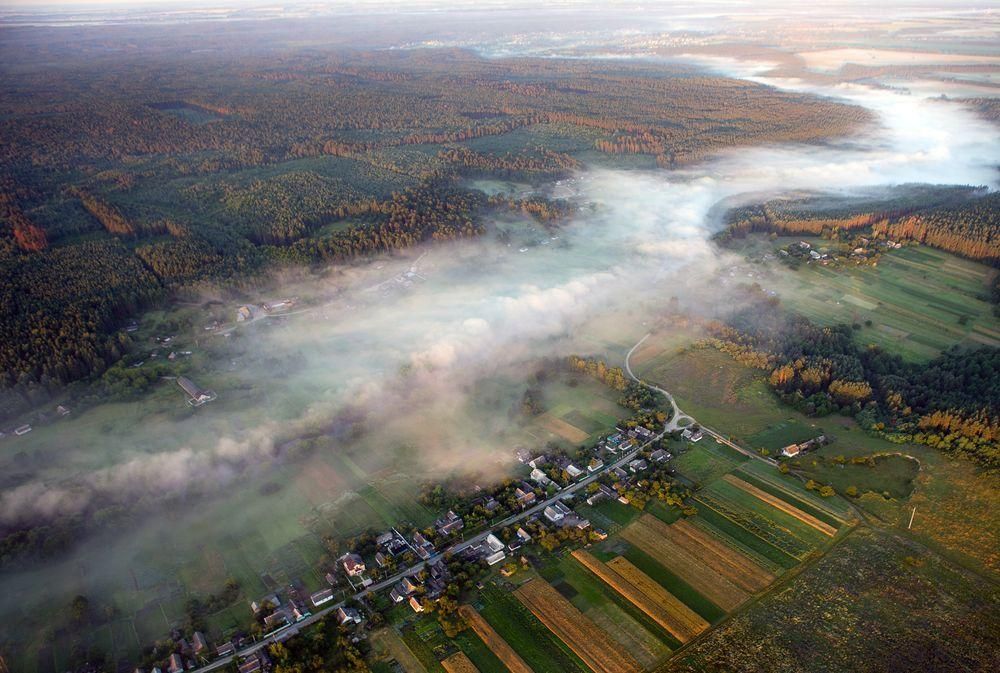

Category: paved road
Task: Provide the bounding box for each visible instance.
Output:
[190,411,662,673]
[193,330,778,673]
[625,333,777,466]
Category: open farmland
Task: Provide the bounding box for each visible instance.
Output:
[621,515,750,611]
[440,652,480,673]
[457,606,534,673]
[514,579,642,673]
[663,527,1000,673]
[650,519,777,593]
[723,475,839,536]
[770,243,1000,362]
[477,585,589,673]
[572,550,709,643]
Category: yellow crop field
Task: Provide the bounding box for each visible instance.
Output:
[723,475,838,536]
[457,605,535,673]
[661,519,776,592]
[514,579,642,673]
[441,651,480,673]
[571,550,709,642]
[622,516,749,611]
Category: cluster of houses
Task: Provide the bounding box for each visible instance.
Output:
[781,434,828,458]
[389,558,452,612]
[136,630,214,673]
[0,404,71,441]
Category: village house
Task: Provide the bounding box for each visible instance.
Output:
[635,426,654,439]
[587,484,617,506]
[514,484,537,506]
[781,443,801,457]
[544,501,572,523]
[629,458,648,473]
[516,527,532,543]
[611,466,628,480]
[167,653,185,673]
[528,455,548,469]
[649,449,670,462]
[588,457,604,472]
[515,448,532,463]
[341,553,366,576]
[530,467,552,486]
[310,588,334,607]
[192,631,208,654]
[565,463,585,479]
[251,595,280,614]
[216,641,236,658]
[435,510,465,535]
[409,596,424,613]
[682,428,704,442]
[238,655,262,673]
[483,533,506,565]
[336,606,363,626]
[401,576,421,594]
[325,572,337,586]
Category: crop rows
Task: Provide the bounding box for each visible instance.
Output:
[694,493,812,559]
[441,651,481,673]
[572,550,709,643]
[621,516,749,611]
[660,518,776,592]
[458,605,535,673]
[514,579,642,673]
[723,475,839,536]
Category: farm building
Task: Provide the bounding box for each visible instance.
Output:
[177,376,216,407]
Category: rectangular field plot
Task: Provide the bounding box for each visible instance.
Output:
[737,460,854,520]
[477,585,590,673]
[723,475,839,536]
[620,515,752,611]
[458,606,534,673]
[572,550,709,643]
[514,579,643,673]
[704,480,833,548]
[673,441,746,484]
[440,652,479,673]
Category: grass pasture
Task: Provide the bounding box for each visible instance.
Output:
[673,440,747,485]
[664,527,1000,673]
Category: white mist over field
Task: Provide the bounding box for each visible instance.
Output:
[2,63,997,527]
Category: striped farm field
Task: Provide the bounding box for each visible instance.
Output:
[731,468,848,527]
[621,515,749,611]
[572,550,709,643]
[441,651,480,673]
[514,578,642,673]
[657,519,776,593]
[722,475,838,536]
[458,605,534,673]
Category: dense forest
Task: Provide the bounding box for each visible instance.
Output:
[719,187,1000,264]
[703,288,1000,468]
[0,44,875,419]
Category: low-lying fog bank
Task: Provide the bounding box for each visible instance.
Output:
[1,51,997,628]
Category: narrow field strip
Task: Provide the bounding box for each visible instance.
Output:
[621,515,749,611]
[572,550,709,643]
[514,579,642,673]
[723,475,838,536]
[663,519,776,593]
[458,605,535,673]
[441,651,481,673]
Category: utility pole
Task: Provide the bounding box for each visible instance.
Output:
[908,505,917,530]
